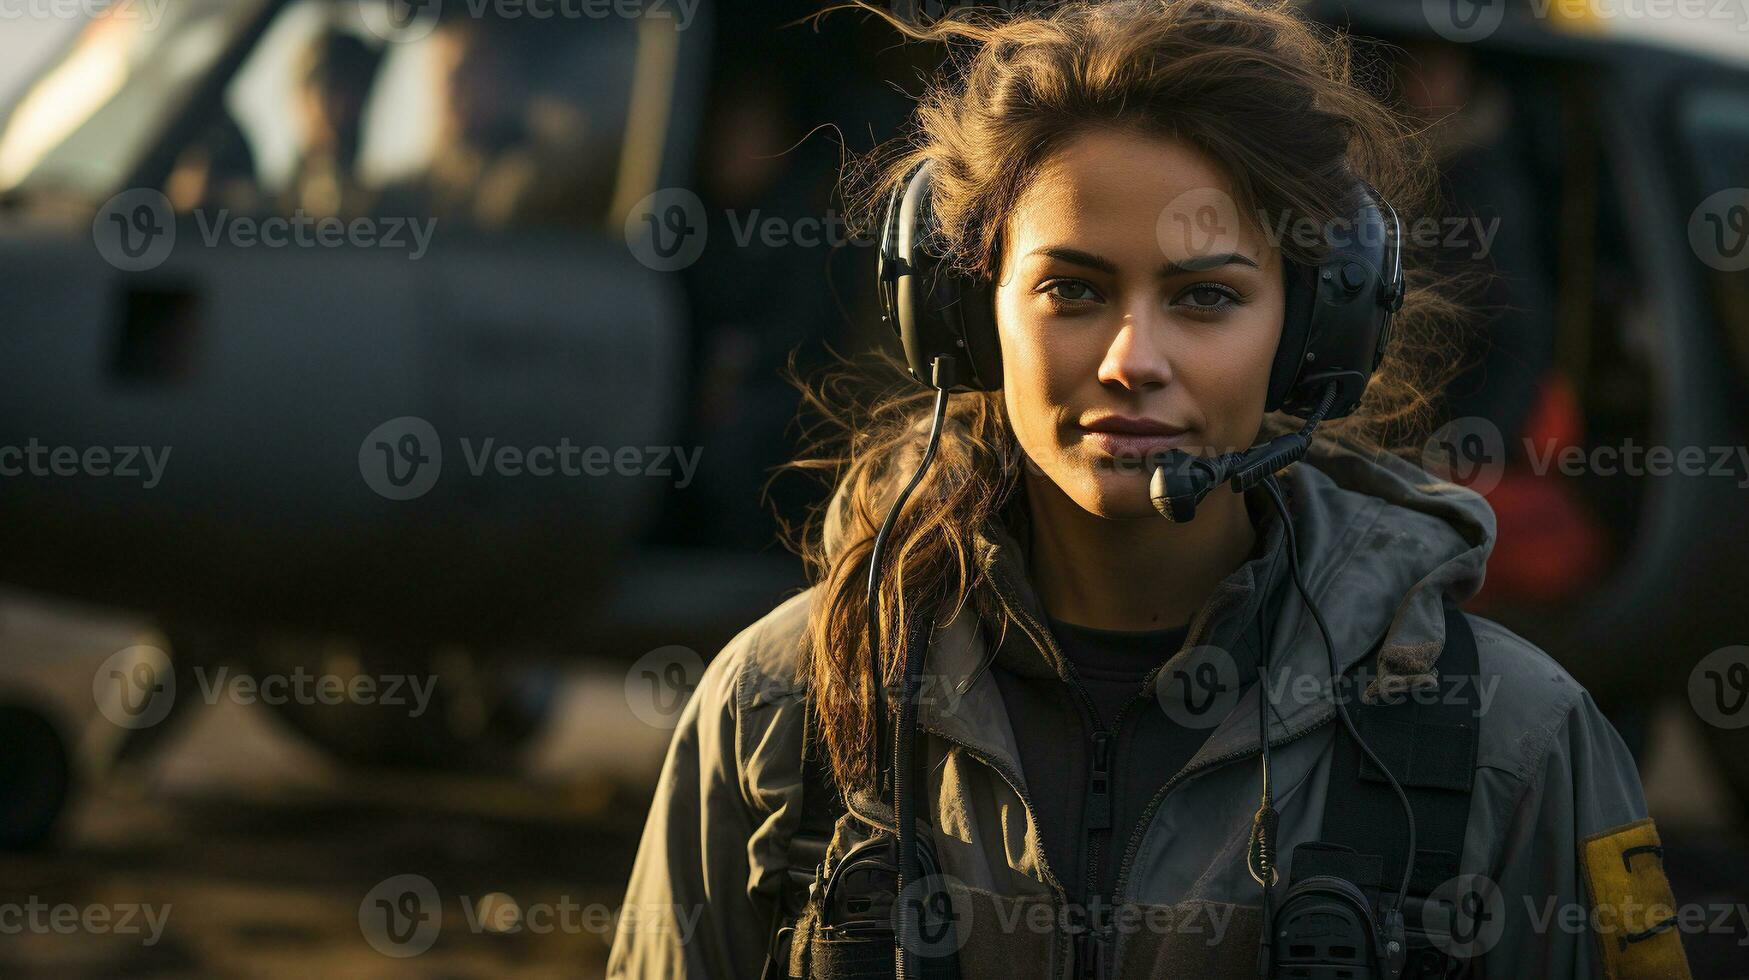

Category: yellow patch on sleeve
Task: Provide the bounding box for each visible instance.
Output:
[1579,818,1692,980]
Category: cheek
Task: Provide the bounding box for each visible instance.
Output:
[1183,301,1285,432]
[996,330,1042,458]
[994,291,1081,449]
[1202,328,1277,394]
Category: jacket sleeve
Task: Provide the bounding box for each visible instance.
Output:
[1481,688,1690,979]
[606,626,798,980]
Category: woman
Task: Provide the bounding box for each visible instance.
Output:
[609,3,1682,978]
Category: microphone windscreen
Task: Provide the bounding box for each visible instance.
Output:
[1150,451,1203,523]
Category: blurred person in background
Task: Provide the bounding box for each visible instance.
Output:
[376,16,607,229]
[281,28,383,219]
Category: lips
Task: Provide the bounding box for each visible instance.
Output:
[1079,415,1189,436]
[1076,415,1192,459]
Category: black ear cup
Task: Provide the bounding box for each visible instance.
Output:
[1266,259,1321,412]
[1264,181,1406,420]
[879,163,1405,413]
[877,161,1003,391]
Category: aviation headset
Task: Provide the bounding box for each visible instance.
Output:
[849,158,1416,980]
[876,159,1404,416]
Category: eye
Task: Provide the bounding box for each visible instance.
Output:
[1175,282,1243,314]
[1038,278,1103,305]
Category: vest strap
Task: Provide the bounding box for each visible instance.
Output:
[1315,594,1481,976]
[763,697,847,980]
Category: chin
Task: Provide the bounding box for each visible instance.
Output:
[1070,464,1165,520]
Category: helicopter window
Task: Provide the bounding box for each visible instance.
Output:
[0,1,273,204]
[204,1,651,233]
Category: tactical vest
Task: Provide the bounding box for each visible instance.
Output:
[763,596,1480,980]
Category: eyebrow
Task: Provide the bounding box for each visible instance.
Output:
[1027,246,1259,276]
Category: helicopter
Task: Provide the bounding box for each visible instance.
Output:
[0,0,1745,849]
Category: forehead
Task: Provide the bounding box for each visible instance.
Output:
[1005,128,1273,268]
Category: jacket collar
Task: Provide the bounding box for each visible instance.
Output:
[968,480,1290,684]
[902,440,1496,792]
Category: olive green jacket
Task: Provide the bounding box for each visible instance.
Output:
[607,443,1683,979]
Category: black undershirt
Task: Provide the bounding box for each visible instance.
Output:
[992,616,1238,909]
[1047,616,1189,731]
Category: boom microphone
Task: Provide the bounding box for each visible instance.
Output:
[1148,384,1338,523]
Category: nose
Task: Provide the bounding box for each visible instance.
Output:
[1097,308,1173,392]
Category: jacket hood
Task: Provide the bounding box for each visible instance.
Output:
[823,435,1497,793]
[1286,438,1497,697]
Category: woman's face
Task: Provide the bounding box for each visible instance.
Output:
[994,129,1286,519]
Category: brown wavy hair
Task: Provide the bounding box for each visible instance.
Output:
[777,0,1474,799]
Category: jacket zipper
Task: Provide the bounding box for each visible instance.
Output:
[1108,709,1334,912]
[1074,721,1112,980]
[986,578,1139,980]
[1107,610,1320,908]
[986,571,1297,979]
[966,518,1317,974]
[977,578,1126,980]
[913,669,1339,977]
